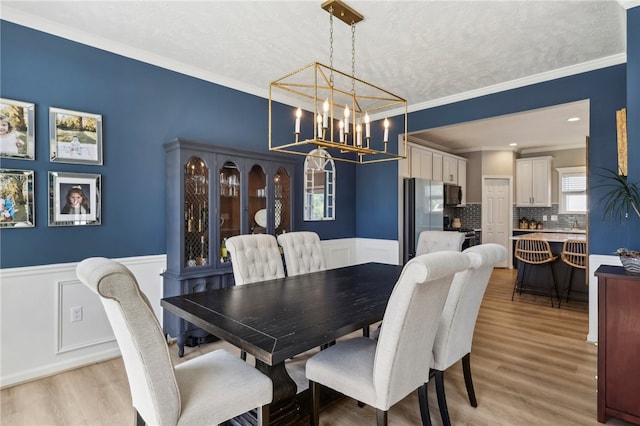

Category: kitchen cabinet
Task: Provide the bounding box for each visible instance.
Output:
[458,159,467,205]
[410,145,433,180]
[595,265,640,425]
[408,143,467,191]
[516,156,552,207]
[442,155,458,184]
[162,138,295,356]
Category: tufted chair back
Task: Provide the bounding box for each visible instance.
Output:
[416,230,465,257]
[225,234,285,285]
[277,231,327,276]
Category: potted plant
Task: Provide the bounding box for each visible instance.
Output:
[596,168,640,272]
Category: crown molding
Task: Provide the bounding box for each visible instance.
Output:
[618,0,640,9]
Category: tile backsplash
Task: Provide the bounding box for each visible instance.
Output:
[443,203,586,230]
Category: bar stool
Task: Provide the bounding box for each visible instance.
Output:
[512,238,559,307]
[559,239,587,307]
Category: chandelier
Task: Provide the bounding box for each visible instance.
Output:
[269,0,408,164]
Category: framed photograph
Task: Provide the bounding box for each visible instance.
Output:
[0,169,35,228]
[49,107,103,165]
[0,98,35,160]
[49,171,101,226]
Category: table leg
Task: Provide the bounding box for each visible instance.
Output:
[255,360,300,425]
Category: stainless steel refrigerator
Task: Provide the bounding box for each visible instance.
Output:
[403,178,444,263]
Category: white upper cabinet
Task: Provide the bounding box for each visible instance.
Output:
[516,156,552,206]
[410,145,433,180]
[442,156,458,184]
[458,159,467,205]
[432,152,443,181]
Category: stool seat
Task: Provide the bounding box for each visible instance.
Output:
[512,238,559,307]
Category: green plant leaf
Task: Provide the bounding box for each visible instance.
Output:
[593,168,640,222]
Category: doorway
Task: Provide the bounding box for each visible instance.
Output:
[481,176,512,268]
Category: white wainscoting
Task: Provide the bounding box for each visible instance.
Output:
[587,254,621,343]
[0,238,400,388]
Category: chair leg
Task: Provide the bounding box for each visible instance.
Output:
[462,353,478,407]
[418,384,432,426]
[310,380,320,426]
[434,370,451,426]
[376,408,388,426]
[257,404,270,426]
[134,409,145,426]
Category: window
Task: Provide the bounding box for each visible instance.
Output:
[304,148,335,221]
[557,166,587,214]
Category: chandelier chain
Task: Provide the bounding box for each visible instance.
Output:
[351,22,356,95]
[329,7,334,87]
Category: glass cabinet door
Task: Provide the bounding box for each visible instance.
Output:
[219,161,240,263]
[184,157,209,268]
[274,167,291,234]
[248,164,267,234]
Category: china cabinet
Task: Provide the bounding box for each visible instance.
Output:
[162,138,295,356]
[516,156,552,206]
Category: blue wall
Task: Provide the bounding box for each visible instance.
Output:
[357,7,639,255]
[0,21,356,268]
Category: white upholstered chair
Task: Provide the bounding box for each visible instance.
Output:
[76,257,273,426]
[416,230,465,256]
[226,234,285,285]
[277,231,327,276]
[431,243,507,426]
[225,234,285,360]
[306,251,471,426]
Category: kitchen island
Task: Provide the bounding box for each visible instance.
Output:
[510,232,588,304]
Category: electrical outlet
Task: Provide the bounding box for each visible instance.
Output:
[70,305,83,322]
[542,215,548,221]
[551,215,558,222]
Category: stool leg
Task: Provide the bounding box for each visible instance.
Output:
[548,263,557,308]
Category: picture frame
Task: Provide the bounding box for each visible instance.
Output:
[0,169,35,228]
[49,107,103,165]
[0,98,35,160]
[49,171,101,226]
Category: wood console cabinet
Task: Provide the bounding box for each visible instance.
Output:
[162,138,295,356]
[595,265,640,425]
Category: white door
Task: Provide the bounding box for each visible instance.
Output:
[482,177,511,268]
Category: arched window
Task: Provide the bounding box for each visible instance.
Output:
[304,148,335,221]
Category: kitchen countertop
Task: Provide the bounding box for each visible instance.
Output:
[510,232,587,243]
[514,228,586,234]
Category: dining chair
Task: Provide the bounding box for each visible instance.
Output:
[512,237,559,307]
[226,234,286,360]
[559,239,587,307]
[277,231,327,276]
[225,234,285,285]
[431,243,507,426]
[306,251,471,426]
[76,257,273,426]
[416,230,465,257]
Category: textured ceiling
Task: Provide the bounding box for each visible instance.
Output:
[1,1,632,151]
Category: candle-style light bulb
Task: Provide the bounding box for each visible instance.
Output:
[317,113,323,138]
[323,99,329,129]
[364,113,370,138]
[344,105,350,133]
[295,107,302,134]
[383,118,389,142]
[356,124,362,146]
[339,120,344,143]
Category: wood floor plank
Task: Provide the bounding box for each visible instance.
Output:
[1,268,634,425]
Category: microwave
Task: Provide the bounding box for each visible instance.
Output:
[444,184,462,206]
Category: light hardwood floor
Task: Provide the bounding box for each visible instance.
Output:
[1,268,633,425]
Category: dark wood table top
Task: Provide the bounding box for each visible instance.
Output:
[161,262,404,365]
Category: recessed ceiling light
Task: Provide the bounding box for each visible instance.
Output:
[509,143,518,146]
[567,117,581,122]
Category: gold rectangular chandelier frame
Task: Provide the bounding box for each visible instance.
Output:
[269,62,408,164]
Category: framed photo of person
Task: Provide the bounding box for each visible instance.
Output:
[48,171,101,226]
[0,169,35,228]
[49,107,103,165]
[0,98,35,160]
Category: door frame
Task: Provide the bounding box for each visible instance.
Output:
[481,175,513,268]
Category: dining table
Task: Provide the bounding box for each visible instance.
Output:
[161,261,404,425]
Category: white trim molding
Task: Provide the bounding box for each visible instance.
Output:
[587,254,622,343]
